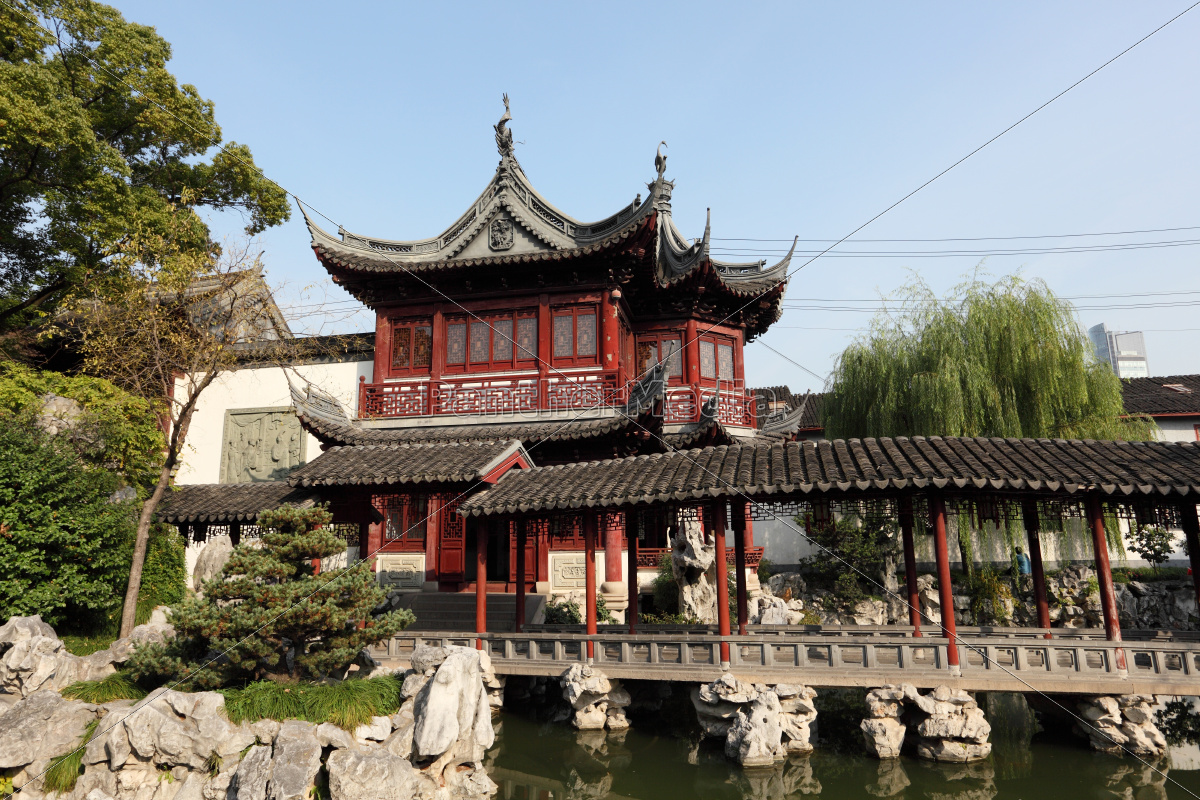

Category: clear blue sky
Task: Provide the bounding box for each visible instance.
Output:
[110,1,1200,392]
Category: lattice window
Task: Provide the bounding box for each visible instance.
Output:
[446,322,467,365]
[636,335,683,381]
[447,312,537,373]
[326,523,361,548]
[391,320,432,374]
[551,306,600,367]
[375,494,429,551]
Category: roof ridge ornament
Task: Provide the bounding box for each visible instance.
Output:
[655,141,668,179]
[495,94,514,159]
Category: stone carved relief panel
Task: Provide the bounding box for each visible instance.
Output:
[376,553,425,590]
[549,552,587,593]
[220,407,306,484]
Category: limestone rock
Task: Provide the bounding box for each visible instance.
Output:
[915,738,992,763]
[560,663,612,709]
[352,715,392,744]
[326,748,432,800]
[193,536,234,590]
[861,717,906,759]
[0,615,57,644]
[233,744,272,800]
[0,690,98,770]
[725,691,784,767]
[672,515,717,622]
[269,720,322,800]
[411,646,493,761]
[316,722,358,751]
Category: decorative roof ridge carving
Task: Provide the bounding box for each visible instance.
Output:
[758,391,813,438]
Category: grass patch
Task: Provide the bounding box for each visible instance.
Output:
[62,671,147,704]
[44,720,99,794]
[60,634,118,657]
[221,676,403,731]
[1112,566,1190,583]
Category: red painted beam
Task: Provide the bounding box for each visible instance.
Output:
[1022,499,1053,639]
[584,512,598,663]
[1086,496,1126,673]
[515,519,527,634]
[731,499,749,636]
[475,520,487,650]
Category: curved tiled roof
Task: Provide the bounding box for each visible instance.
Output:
[288,439,528,488]
[458,435,1200,516]
[158,482,319,524]
[1122,375,1200,416]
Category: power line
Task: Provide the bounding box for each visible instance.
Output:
[710,237,1200,257]
[713,224,1200,243]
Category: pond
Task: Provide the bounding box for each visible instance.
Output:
[485,693,1200,799]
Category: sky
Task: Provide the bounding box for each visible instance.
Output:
[107,1,1200,393]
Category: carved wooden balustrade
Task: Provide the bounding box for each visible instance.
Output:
[358,372,757,426]
[377,628,1200,694]
[634,546,764,570]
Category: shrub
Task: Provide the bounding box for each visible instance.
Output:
[796,512,898,607]
[1128,525,1175,572]
[127,506,413,688]
[1155,698,1200,746]
[543,595,615,624]
[965,566,1013,625]
[134,523,186,624]
[0,420,138,627]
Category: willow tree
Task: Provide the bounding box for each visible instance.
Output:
[822,274,1156,442]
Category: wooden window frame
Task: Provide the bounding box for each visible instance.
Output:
[697,333,739,385]
[443,310,538,374]
[380,495,429,552]
[635,332,685,385]
[389,318,433,377]
[550,305,600,368]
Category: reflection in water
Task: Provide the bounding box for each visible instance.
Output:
[864,759,909,798]
[487,709,1200,800]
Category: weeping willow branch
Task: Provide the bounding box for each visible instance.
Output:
[822,273,1158,442]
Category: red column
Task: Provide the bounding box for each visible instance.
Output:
[584,512,598,663]
[604,514,622,583]
[712,502,732,669]
[899,496,921,636]
[1022,499,1052,638]
[1180,501,1200,612]
[627,512,639,634]
[475,519,488,650]
[732,499,749,636]
[601,289,621,375]
[929,495,960,674]
[1086,496,1125,656]
[515,519,527,634]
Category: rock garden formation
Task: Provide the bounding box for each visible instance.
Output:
[558,664,630,730]
[1075,694,1168,757]
[0,617,500,800]
[692,673,818,767]
[671,515,717,622]
[861,684,992,763]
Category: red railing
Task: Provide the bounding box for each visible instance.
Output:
[359,373,756,427]
[636,546,764,570]
[359,371,623,419]
[663,385,757,427]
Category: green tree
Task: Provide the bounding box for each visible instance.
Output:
[1128,525,1174,573]
[127,506,413,689]
[0,0,289,333]
[0,417,136,627]
[822,274,1157,441]
[0,361,163,491]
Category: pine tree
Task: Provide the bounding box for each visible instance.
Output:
[129,506,413,688]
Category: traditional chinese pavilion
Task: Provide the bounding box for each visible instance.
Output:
[164,101,814,614]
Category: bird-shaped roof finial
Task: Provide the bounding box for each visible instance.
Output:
[495,94,514,158]
[655,141,668,179]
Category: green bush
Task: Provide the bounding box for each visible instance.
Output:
[544,595,615,624]
[1128,525,1175,572]
[0,363,163,491]
[127,506,413,688]
[44,720,99,794]
[965,566,1014,625]
[0,419,138,627]
[796,512,898,606]
[135,523,186,624]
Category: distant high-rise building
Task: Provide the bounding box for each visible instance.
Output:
[1089,323,1150,379]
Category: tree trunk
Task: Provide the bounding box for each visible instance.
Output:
[118,374,211,637]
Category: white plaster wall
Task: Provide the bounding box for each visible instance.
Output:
[1155,416,1200,443]
[174,359,373,485]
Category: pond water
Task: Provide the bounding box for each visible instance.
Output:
[485,695,1200,799]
